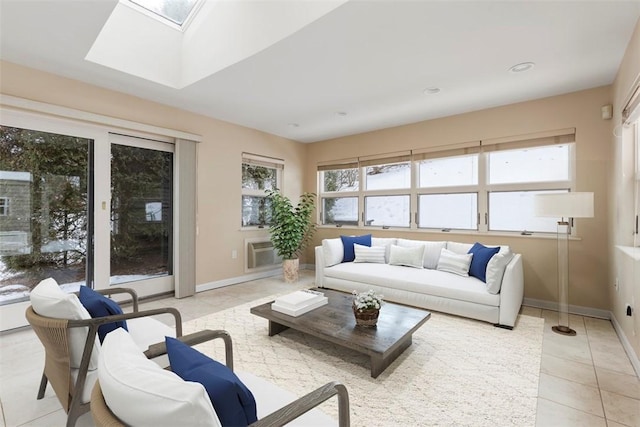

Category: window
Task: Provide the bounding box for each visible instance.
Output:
[0,197,9,216]
[416,153,479,231]
[241,154,283,228]
[319,163,359,226]
[317,130,575,234]
[128,0,201,27]
[487,144,572,232]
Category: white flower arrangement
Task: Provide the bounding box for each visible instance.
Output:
[352,289,384,312]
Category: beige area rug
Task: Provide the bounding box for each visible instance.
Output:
[184,296,544,427]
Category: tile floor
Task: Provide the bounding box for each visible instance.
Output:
[0,271,638,427]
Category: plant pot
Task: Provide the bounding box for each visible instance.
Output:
[282,258,299,283]
[352,305,379,327]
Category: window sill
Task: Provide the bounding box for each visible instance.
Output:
[316,225,584,240]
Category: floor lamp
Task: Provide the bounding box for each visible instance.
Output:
[534,192,594,336]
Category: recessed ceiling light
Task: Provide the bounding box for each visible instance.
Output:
[288,123,299,128]
[509,62,535,73]
[336,111,348,116]
[423,87,441,95]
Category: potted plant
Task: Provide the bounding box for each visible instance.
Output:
[265,189,316,283]
[352,290,384,327]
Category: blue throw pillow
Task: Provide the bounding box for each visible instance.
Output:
[340,234,372,262]
[78,286,127,343]
[166,337,257,427]
[467,242,500,283]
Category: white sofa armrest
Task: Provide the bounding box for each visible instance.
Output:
[315,246,325,288]
[498,254,524,328]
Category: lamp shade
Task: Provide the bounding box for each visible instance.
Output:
[534,192,594,218]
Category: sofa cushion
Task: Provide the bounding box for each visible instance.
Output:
[324,262,499,306]
[397,239,446,269]
[446,241,474,255]
[371,237,397,262]
[99,328,220,427]
[322,238,343,267]
[389,244,424,268]
[354,244,386,264]
[340,234,371,262]
[437,248,473,276]
[486,246,514,294]
[78,286,128,343]
[166,337,257,427]
[467,243,500,283]
[30,278,101,370]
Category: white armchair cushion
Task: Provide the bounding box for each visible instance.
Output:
[30,278,100,370]
[446,241,474,255]
[99,328,220,427]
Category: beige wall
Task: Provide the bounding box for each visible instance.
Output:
[0,60,306,287]
[305,86,612,311]
[610,18,640,363]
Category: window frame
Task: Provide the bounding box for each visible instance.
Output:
[0,197,9,216]
[317,131,577,236]
[241,154,283,229]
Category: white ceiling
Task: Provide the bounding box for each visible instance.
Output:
[1,0,640,143]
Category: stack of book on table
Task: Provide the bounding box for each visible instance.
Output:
[271,289,328,317]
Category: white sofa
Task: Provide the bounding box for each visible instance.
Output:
[315,237,524,329]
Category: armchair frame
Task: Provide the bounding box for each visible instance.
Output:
[90,330,350,427]
[26,287,210,427]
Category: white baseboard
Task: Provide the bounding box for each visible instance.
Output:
[196,268,283,292]
[523,297,610,319]
[610,313,640,378]
[195,264,316,293]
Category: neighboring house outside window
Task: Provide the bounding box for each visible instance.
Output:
[241,153,283,228]
[0,197,9,216]
[317,130,575,235]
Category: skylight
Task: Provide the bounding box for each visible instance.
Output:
[129,0,200,27]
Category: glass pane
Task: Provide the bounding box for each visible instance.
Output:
[489,145,570,184]
[242,164,277,191]
[418,193,478,230]
[0,126,90,305]
[242,196,272,227]
[322,169,359,192]
[365,195,410,227]
[110,144,172,285]
[129,0,199,25]
[365,162,410,190]
[418,155,478,188]
[322,197,358,225]
[489,190,567,232]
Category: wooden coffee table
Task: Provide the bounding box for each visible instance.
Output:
[250,288,431,378]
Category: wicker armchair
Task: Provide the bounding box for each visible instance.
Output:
[26,287,214,427]
[90,329,351,427]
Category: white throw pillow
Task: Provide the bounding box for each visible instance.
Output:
[446,241,474,255]
[371,237,397,263]
[485,247,515,294]
[437,248,473,276]
[99,328,220,427]
[30,278,100,370]
[389,244,425,269]
[397,239,446,269]
[322,238,343,267]
[353,244,386,264]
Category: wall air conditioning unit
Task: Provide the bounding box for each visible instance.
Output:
[245,238,282,272]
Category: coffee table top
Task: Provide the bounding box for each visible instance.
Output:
[250,288,431,358]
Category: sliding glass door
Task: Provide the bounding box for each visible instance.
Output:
[0,124,93,329]
[108,135,174,295]
[0,114,177,331]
